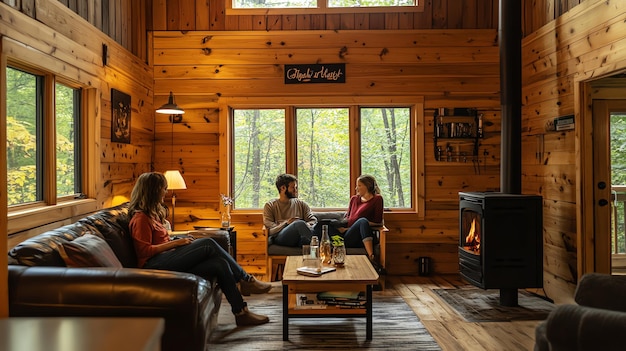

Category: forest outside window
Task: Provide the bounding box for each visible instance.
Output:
[6,65,82,207]
[230,101,422,211]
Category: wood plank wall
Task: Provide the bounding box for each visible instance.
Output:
[521,0,626,303]
[150,0,503,277]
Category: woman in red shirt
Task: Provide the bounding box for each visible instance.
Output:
[129,172,270,326]
[339,174,384,261]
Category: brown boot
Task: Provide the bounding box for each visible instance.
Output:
[240,277,272,296]
[235,307,269,326]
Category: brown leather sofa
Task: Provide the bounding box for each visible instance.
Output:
[534,273,626,351]
[7,203,232,351]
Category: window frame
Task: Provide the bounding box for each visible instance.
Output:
[226,0,424,15]
[221,96,424,216]
[4,46,96,224]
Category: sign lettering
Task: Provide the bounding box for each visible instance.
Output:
[284,64,346,84]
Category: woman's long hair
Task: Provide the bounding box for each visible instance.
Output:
[129,172,168,224]
[358,174,381,195]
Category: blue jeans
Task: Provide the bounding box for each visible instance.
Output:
[272,220,314,246]
[143,237,247,314]
[343,217,375,248]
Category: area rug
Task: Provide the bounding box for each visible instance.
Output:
[210,292,441,351]
[433,287,555,322]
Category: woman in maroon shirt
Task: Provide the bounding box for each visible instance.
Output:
[128,172,270,326]
[337,175,384,261]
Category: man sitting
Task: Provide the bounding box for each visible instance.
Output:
[263,174,317,247]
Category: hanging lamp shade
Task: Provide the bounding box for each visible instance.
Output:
[163,170,187,190]
[156,91,185,115]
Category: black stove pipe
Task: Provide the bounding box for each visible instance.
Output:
[499,0,522,195]
[498,0,523,306]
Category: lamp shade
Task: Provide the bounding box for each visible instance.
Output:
[164,170,187,190]
[156,92,185,115]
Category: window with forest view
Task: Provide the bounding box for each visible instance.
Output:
[233,109,286,209]
[361,107,411,208]
[611,112,626,254]
[231,104,415,210]
[6,66,82,206]
[55,83,81,198]
[232,0,417,9]
[296,108,350,208]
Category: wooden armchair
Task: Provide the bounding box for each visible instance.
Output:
[264,212,388,281]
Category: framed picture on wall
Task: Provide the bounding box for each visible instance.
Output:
[111,88,131,144]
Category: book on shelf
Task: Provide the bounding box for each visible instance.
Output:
[316,291,366,308]
[317,291,364,301]
[324,300,366,308]
[295,294,327,309]
[296,266,336,277]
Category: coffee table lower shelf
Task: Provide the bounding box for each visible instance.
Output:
[282,284,373,340]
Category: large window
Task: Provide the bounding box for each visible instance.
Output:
[230,100,422,211]
[6,66,82,207]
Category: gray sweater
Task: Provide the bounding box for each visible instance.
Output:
[263,198,317,236]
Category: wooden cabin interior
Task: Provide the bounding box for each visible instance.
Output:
[2,0,626,347]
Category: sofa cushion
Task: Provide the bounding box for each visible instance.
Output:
[315,211,348,229]
[58,233,123,268]
[8,222,91,267]
[77,203,138,267]
[8,203,136,268]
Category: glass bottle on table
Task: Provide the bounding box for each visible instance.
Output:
[320,225,332,265]
[309,235,319,258]
[309,235,321,270]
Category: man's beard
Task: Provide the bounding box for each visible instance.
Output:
[285,190,297,199]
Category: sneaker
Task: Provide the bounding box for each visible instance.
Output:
[235,307,269,326]
[240,277,272,296]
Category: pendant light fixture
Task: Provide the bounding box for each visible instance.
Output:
[156,91,185,115]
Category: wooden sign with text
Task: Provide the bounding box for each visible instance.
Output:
[284,64,345,84]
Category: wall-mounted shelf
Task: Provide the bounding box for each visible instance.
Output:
[433,108,482,162]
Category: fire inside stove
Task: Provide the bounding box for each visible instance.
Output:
[464,219,480,253]
[461,211,481,254]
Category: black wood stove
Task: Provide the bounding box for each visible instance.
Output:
[459,192,543,306]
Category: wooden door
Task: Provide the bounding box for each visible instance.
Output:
[592,99,626,274]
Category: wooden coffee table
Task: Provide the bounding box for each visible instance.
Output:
[281,255,379,340]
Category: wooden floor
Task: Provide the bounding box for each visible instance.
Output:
[380,274,541,351]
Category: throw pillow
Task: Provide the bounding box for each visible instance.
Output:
[58,233,123,268]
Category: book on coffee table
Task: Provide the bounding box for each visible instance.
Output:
[296,266,337,277]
